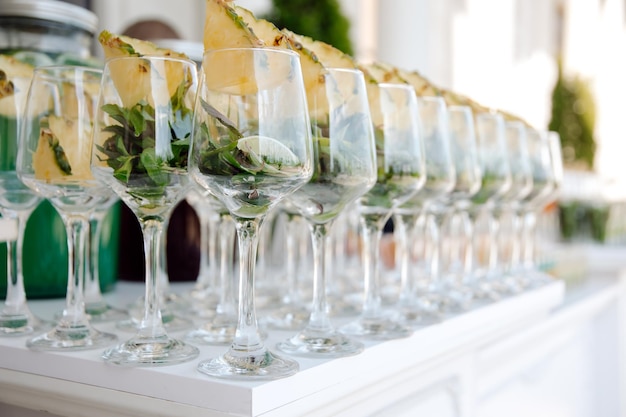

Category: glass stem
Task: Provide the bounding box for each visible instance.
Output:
[522,211,538,270]
[509,210,524,271]
[283,214,302,305]
[216,213,236,316]
[3,209,32,313]
[307,221,332,332]
[138,218,167,338]
[60,214,90,326]
[425,211,441,290]
[485,208,500,276]
[359,213,388,319]
[84,211,105,306]
[231,217,264,354]
[459,209,475,280]
[394,212,419,304]
[196,206,219,290]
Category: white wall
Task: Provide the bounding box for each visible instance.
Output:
[92,0,206,44]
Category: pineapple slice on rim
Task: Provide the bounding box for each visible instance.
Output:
[360,61,408,85]
[0,55,35,115]
[204,0,264,50]
[98,30,192,108]
[278,28,381,118]
[230,4,326,103]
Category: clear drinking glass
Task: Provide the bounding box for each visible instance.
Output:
[17,65,117,350]
[184,186,220,312]
[92,56,199,365]
[392,96,456,324]
[0,73,46,336]
[276,67,377,357]
[83,192,127,322]
[437,105,482,310]
[185,197,241,345]
[515,129,562,286]
[468,112,512,299]
[491,120,533,294]
[190,47,313,379]
[262,203,312,331]
[339,83,426,340]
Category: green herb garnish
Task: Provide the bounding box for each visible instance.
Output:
[96,84,192,192]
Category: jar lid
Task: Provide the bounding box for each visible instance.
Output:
[0,0,98,34]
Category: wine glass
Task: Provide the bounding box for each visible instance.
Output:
[17,65,117,350]
[262,204,312,331]
[467,112,512,299]
[190,47,313,379]
[183,186,220,312]
[0,72,46,336]
[491,120,533,294]
[83,192,127,322]
[339,83,426,340]
[185,197,241,345]
[276,67,377,357]
[515,129,561,287]
[437,105,482,310]
[92,56,199,365]
[392,96,456,324]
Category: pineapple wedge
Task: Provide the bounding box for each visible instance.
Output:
[361,61,407,84]
[0,55,35,116]
[33,115,94,181]
[98,30,192,107]
[230,5,326,103]
[204,0,263,50]
[278,28,380,117]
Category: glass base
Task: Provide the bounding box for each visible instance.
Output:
[339,315,413,340]
[102,336,199,366]
[197,349,299,380]
[26,323,117,351]
[0,311,46,337]
[185,313,238,345]
[117,308,193,333]
[262,305,310,331]
[58,302,128,324]
[276,328,364,358]
[396,306,442,328]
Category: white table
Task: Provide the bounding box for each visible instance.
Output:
[0,247,624,417]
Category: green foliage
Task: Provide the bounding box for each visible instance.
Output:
[263,0,354,56]
[548,62,596,170]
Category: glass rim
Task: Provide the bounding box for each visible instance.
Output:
[202,46,300,59]
[417,95,446,104]
[447,104,473,112]
[31,65,103,83]
[377,82,415,92]
[103,55,197,67]
[321,67,364,76]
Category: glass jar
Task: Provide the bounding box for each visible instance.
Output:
[0,0,120,298]
[0,0,101,66]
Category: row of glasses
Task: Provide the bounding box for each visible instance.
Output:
[5,47,565,383]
